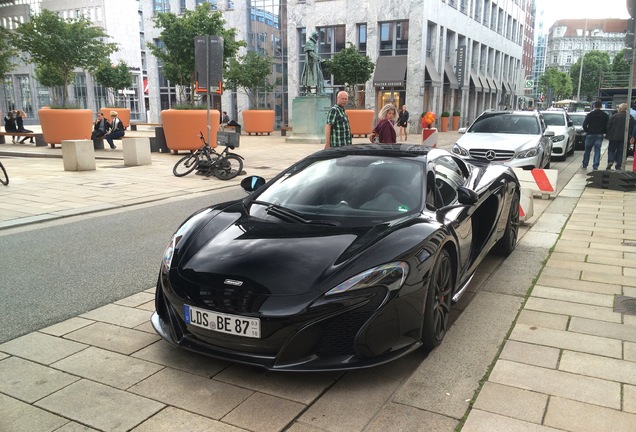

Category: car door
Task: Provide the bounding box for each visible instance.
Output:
[564,113,575,153]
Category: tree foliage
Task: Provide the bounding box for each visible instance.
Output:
[13,10,117,107]
[225,51,274,108]
[148,3,244,103]
[322,43,375,107]
[539,67,573,102]
[94,61,134,106]
[568,50,611,101]
[0,31,17,77]
[608,49,631,88]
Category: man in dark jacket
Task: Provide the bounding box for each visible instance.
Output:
[582,100,609,170]
[606,103,635,170]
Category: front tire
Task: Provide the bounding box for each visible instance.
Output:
[421,249,453,351]
[173,153,199,177]
[492,190,520,256]
[213,154,243,180]
[0,162,8,185]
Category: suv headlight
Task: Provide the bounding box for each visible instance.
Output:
[325,262,409,296]
[452,144,469,156]
[551,135,565,143]
[516,147,539,159]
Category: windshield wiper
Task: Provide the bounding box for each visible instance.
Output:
[251,200,339,226]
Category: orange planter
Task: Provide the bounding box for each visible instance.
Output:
[440,116,449,132]
[452,116,460,130]
[347,109,374,137]
[38,108,93,148]
[100,107,131,129]
[242,110,275,135]
[161,109,220,153]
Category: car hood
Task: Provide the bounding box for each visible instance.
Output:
[457,133,541,150]
[176,205,434,297]
[546,125,569,135]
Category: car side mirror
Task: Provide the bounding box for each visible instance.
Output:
[436,186,478,222]
[458,127,467,134]
[241,176,266,192]
[544,130,555,137]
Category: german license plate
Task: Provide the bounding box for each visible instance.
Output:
[184,305,260,338]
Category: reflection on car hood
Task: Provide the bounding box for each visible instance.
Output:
[457,133,541,150]
[546,125,569,135]
[177,210,431,297]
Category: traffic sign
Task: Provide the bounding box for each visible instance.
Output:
[525,79,534,89]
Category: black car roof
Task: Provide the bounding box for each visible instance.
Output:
[320,144,433,158]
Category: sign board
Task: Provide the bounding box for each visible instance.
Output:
[524,79,534,89]
[195,35,224,90]
[216,131,240,147]
[456,45,466,89]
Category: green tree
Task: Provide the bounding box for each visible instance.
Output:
[13,10,117,107]
[539,67,573,102]
[568,50,611,101]
[608,49,631,88]
[148,3,244,103]
[225,51,274,109]
[94,61,134,107]
[0,31,17,77]
[322,43,375,107]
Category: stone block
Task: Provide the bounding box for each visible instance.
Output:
[61,139,95,171]
[122,137,151,166]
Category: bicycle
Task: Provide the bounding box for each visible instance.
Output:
[172,131,244,180]
[0,160,8,185]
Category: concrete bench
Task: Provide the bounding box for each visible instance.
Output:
[130,122,161,131]
[61,140,96,171]
[0,131,47,147]
[122,137,151,166]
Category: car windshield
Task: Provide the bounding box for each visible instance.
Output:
[468,113,539,135]
[570,114,586,126]
[252,155,424,223]
[542,112,566,126]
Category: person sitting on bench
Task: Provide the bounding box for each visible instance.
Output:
[220,111,241,134]
[16,110,34,143]
[4,110,18,143]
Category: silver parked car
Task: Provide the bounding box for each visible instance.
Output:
[541,110,575,160]
[452,110,554,170]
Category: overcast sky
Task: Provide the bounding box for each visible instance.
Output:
[537,0,630,31]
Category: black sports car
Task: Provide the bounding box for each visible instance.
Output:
[152,145,520,371]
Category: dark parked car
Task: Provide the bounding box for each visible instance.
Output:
[152,145,521,371]
[569,112,587,150]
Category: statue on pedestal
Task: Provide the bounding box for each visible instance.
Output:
[300,31,325,95]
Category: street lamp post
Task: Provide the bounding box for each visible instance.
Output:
[576,19,587,101]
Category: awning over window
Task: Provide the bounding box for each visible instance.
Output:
[470,72,482,91]
[488,77,499,92]
[373,55,407,87]
[479,75,490,91]
[504,82,513,93]
[444,62,460,89]
[424,57,441,86]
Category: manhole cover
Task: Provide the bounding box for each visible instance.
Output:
[614,296,636,315]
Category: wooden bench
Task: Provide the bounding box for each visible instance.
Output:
[280,126,292,136]
[130,122,161,131]
[221,124,241,134]
[0,131,47,147]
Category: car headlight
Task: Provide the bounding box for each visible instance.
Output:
[551,135,565,142]
[452,144,469,157]
[516,147,539,159]
[162,209,212,272]
[325,262,409,296]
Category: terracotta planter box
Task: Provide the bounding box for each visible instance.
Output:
[161,109,220,153]
[346,109,374,137]
[242,110,275,135]
[39,108,93,148]
[100,107,131,129]
[452,116,460,130]
[440,116,450,132]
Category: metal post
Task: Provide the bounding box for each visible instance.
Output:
[206,36,211,147]
[622,19,636,171]
[576,19,587,101]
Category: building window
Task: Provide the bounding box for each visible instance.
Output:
[357,23,367,55]
[379,20,409,56]
[317,25,346,60]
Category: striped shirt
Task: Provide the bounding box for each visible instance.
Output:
[326,104,352,147]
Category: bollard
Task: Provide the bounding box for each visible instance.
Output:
[421,128,438,147]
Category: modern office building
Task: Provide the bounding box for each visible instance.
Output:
[1,0,531,130]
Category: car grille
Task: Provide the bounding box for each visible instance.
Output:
[468,149,515,162]
[200,285,268,314]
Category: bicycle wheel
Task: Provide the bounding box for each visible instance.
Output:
[213,154,243,180]
[173,153,200,177]
[0,162,8,185]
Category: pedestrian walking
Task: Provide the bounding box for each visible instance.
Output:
[396,105,409,142]
[581,100,609,170]
[605,103,634,170]
[372,103,397,144]
[324,90,352,149]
